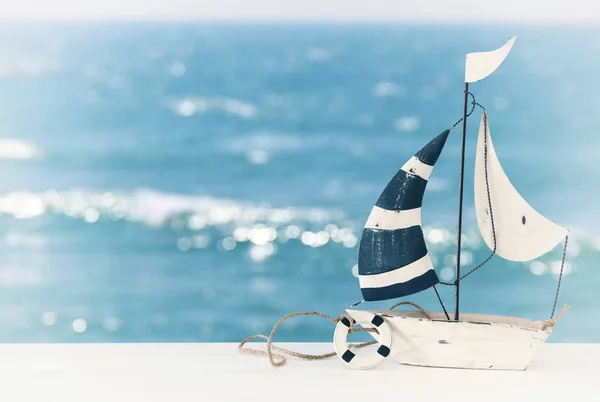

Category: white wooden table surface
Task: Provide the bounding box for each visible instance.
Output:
[0,343,597,402]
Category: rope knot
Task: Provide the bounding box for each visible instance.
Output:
[541,319,556,331]
[541,304,569,331]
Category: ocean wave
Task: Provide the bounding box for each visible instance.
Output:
[222,132,369,162]
[0,189,588,273]
[169,97,257,119]
[0,265,43,286]
[373,82,407,98]
[0,189,345,229]
[426,178,450,192]
[395,117,420,132]
[0,56,61,77]
[224,133,303,154]
[0,139,39,160]
[306,48,331,63]
[168,61,186,77]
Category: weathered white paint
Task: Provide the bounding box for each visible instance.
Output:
[339,308,551,371]
[465,36,517,83]
[401,156,434,180]
[474,111,568,262]
[364,206,422,230]
[358,254,434,289]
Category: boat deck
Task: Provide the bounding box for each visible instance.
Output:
[0,343,597,401]
[373,309,547,330]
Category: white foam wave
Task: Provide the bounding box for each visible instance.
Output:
[225,134,303,153]
[426,178,450,192]
[224,133,305,165]
[170,97,258,119]
[0,265,42,286]
[306,48,331,63]
[0,189,345,229]
[223,133,365,158]
[0,139,39,160]
[373,82,406,98]
[169,61,186,77]
[4,233,45,248]
[0,189,584,275]
[0,56,61,77]
[395,117,420,132]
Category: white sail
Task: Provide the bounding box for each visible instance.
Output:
[465,36,517,83]
[474,111,568,262]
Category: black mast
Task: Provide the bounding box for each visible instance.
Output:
[454,82,470,321]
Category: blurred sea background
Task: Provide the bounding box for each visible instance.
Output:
[0,21,598,343]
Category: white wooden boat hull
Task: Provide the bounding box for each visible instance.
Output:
[334,309,551,371]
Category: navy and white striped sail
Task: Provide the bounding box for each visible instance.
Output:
[358,130,450,301]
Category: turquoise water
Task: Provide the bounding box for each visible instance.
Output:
[0,22,598,342]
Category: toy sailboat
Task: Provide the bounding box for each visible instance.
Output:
[333,36,570,371]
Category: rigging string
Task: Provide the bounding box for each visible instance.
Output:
[442,99,571,326]
[433,286,450,320]
[449,91,477,131]
[440,98,496,286]
[539,233,570,329]
[550,234,569,320]
[238,301,431,367]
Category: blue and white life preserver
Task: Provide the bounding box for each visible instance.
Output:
[333,312,392,370]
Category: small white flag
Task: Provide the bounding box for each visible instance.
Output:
[465,36,517,83]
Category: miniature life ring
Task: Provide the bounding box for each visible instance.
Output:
[333,312,392,370]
